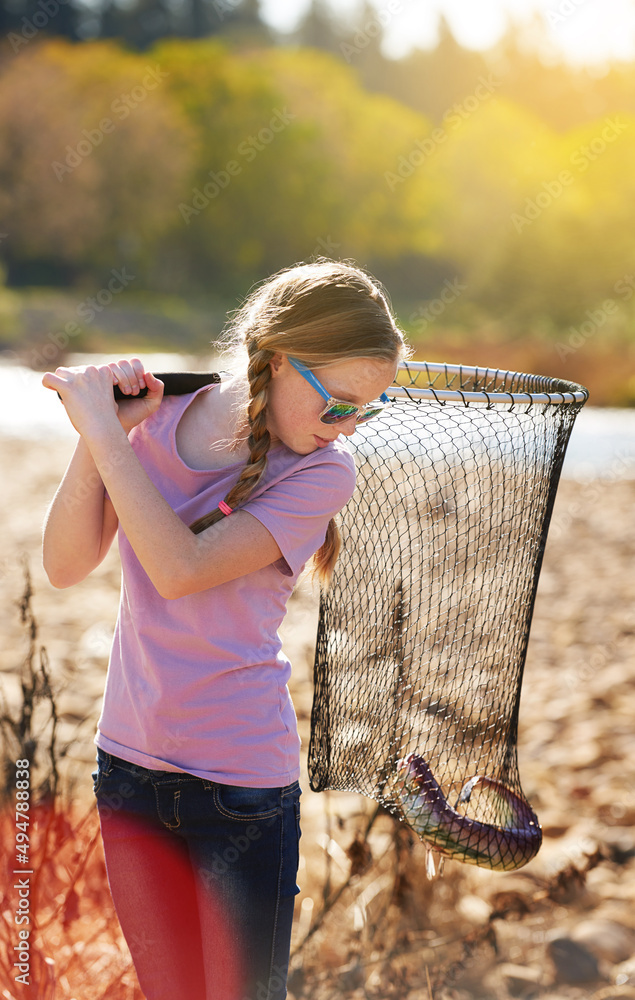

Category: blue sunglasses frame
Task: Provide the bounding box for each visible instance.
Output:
[287,356,390,425]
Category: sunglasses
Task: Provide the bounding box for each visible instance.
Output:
[288,356,390,425]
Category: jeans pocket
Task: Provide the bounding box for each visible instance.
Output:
[92,749,112,796]
[213,783,281,821]
[294,799,302,844]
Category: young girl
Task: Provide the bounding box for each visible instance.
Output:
[42,259,409,1000]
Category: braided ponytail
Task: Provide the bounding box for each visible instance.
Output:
[188,343,274,535]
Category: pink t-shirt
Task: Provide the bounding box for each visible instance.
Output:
[95,386,356,787]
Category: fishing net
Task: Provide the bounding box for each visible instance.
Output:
[308,361,588,872]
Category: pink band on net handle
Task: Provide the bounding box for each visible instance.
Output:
[218,501,233,516]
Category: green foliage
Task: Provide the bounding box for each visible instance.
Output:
[0,40,195,283]
[0,38,438,296]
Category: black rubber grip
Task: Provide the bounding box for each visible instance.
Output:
[56,371,222,402]
[113,371,221,400]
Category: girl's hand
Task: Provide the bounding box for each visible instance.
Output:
[108,360,164,434]
[42,359,164,439]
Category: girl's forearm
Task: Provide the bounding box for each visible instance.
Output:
[85,422,201,598]
[42,438,115,587]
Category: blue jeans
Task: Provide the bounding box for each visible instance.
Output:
[92,748,301,1000]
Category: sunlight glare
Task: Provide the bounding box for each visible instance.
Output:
[259,0,635,66]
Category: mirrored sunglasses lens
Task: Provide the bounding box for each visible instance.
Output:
[356,406,384,424]
[321,403,359,424]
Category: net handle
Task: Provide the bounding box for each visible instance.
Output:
[393,361,588,406]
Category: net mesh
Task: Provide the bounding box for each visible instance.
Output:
[308,362,588,871]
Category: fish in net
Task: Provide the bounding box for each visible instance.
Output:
[308,361,589,872]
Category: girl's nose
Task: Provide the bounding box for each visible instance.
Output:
[338,415,359,437]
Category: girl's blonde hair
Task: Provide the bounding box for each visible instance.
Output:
[189,258,411,584]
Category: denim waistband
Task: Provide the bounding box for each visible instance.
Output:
[96,747,301,796]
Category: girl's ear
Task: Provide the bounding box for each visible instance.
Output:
[269,352,285,375]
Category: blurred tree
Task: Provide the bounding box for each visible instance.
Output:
[592,62,635,120]
[426,91,635,330]
[377,15,491,123]
[499,111,635,325]
[336,1,387,86]
[0,40,195,285]
[484,16,616,131]
[0,0,81,43]
[341,12,635,136]
[0,0,269,49]
[147,41,440,294]
[100,0,174,49]
[423,97,558,324]
[142,37,290,291]
[215,0,271,47]
[293,0,344,55]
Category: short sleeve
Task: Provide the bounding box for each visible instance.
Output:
[241,446,356,578]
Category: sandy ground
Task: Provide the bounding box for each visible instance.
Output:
[1,432,635,998]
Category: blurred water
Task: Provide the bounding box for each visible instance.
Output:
[560,405,635,480]
[0,357,633,480]
[0,353,204,440]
